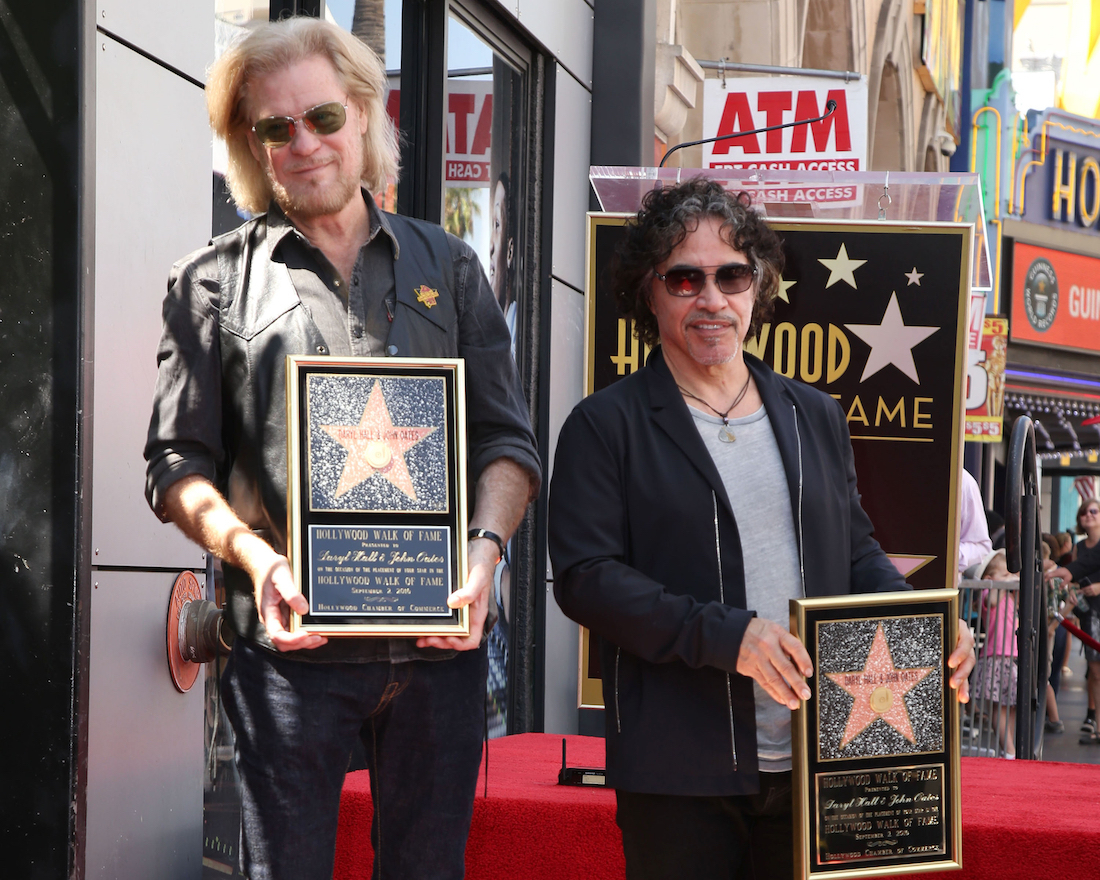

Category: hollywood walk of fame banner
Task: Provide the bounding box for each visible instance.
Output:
[791,590,962,878]
[585,215,970,590]
[578,215,972,708]
[286,356,469,636]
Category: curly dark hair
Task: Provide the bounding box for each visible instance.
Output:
[609,177,785,347]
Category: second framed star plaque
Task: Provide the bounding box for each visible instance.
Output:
[791,590,962,879]
[286,356,469,637]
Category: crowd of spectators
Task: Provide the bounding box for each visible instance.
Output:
[959,467,1100,754]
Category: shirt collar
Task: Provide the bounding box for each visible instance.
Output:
[266,187,400,259]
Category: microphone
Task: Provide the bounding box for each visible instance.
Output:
[659,99,839,169]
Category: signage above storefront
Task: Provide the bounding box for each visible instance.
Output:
[701,76,868,192]
[1010,241,1100,354]
[1018,110,1100,238]
[965,317,1007,442]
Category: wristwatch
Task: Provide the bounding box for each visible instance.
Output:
[467,528,506,562]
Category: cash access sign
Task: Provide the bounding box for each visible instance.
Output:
[701,76,868,206]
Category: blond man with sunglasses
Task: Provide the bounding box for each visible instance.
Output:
[549,178,975,880]
[144,17,539,880]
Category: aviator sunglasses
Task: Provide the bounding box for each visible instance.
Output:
[251,100,348,148]
[654,263,757,297]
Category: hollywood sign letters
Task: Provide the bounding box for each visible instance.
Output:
[1049,148,1100,231]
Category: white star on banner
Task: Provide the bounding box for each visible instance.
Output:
[818,243,866,289]
[844,293,939,384]
[905,267,924,286]
[777,278,796,303]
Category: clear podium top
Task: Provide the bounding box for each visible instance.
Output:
[590,167,992,291]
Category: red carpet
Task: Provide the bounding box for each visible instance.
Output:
[334,734,1100,879]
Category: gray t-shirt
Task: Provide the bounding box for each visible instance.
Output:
[689,404,803,771]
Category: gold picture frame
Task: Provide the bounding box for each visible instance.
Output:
[791,589,962,878]
[286,356,469,637]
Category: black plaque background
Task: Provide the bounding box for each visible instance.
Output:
[796,594,960,876]
[815,764,948,868]
[291,361,466,633]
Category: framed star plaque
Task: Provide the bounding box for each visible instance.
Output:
[791,590,962,878]
[285,356,469,636]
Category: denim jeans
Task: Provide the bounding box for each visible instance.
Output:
[221,638,487,880]
[615,771,794,880]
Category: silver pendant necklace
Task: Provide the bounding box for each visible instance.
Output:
[678,374,752,443]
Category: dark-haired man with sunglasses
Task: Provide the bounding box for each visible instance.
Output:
[144,17,539,880]
[548,177,974,880]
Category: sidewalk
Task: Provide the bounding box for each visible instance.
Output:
[1041,627,1100,764]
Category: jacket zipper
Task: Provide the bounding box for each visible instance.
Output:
[713,492,737,769]
[614,648,622,734]
[792,405,806,597]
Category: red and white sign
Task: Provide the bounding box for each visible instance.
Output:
[701,77,868,202]
[445,81,493,187]
[1010,242,1100,354]
[964,317,1007,442]
[702,181,865,209]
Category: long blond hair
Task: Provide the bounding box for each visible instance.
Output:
[206,17,399,215]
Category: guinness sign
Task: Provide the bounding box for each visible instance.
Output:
[1021,257,1058,333]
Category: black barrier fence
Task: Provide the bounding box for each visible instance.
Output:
[967,415,1047,761]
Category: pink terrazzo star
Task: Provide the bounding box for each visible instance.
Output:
[826,623,934,749]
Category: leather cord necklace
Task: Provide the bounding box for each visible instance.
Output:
[678,373,752,443]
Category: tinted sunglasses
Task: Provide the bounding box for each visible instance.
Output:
[251,101,348,148]
[654,263,757,297]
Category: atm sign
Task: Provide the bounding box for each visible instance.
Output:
[445,81,493,186]
[702,76,868,174]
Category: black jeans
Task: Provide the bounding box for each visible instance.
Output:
[616,772,794,880]
[222,638,487,880]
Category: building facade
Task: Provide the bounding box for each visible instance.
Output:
[652,0,965,172]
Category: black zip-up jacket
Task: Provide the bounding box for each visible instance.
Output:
[549,348,906,796]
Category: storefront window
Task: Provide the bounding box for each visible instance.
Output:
[325,0,402,65]
[445,9,530,736]
[327,0,402,211]
[445,14,526,351]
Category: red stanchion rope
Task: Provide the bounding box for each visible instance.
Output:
[1057,613,1100,652]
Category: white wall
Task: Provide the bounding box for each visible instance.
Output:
[85,4,213,877]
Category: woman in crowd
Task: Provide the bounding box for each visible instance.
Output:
[1048,499,1100,741]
